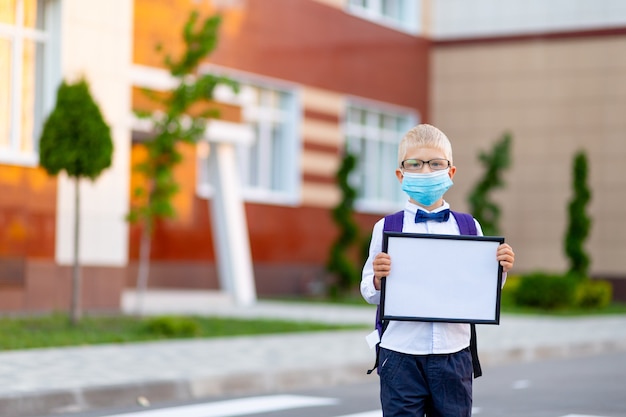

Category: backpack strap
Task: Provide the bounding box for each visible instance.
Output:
[367,211,403,375]
[383,210,404,233]
[469,321,482,377]
[451,210,477,236]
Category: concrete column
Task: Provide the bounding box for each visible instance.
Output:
[206,120,257,306]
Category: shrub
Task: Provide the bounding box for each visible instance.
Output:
[513,272,578,310]
[142,316,199,337]
[575,280,613,309]
[327,152,361,297]
[564,151,592,278]
[468,132,512,236]
[500,274,521,307]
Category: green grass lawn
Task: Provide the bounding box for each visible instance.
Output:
[2,294,625,351]
[0,314,365,351]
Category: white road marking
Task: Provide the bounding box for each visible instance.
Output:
[101,395,338,417]
[334,411,381,417]
[561,415,609,417]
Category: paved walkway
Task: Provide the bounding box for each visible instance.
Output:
[1,290,626,417]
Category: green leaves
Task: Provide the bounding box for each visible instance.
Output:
[167,12,221,77]
[565,150,592,277]
[327,153,361,296]
[39,78,113,180]
[128,11,238,230]
[468,132,512,236]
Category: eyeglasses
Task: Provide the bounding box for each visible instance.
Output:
[401,158,450,172]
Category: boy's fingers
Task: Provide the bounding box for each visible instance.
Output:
[497,245,514,258]
[373,254,391,278]
[496,244,514,272]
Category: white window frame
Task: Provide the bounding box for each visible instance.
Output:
[196,67,302,206]
[346,0,420,35]
[344,99,418,214]
[0,0,60,166]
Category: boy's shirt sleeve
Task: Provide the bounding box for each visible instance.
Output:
[360,218,385,305]
[473,218,483,237]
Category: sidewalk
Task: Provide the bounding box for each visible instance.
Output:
[1,290,626,417]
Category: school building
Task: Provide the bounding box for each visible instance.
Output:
[1,0,625,312]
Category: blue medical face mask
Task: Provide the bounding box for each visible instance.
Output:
[401,169,453,207]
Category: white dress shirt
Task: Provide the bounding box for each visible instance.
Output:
[361,200,501,355]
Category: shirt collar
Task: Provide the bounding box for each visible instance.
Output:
[405,200,450,215]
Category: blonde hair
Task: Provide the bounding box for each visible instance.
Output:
[397,124,453,167]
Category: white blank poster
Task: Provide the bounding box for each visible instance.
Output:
[382,233,503,324]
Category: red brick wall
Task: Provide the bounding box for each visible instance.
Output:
[129,0,427,295]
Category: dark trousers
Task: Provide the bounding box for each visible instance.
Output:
[379,347,473,417]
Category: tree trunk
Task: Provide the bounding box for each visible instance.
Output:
[70,177,82,325]
[135,221,152,316]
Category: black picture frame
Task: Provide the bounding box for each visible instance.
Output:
[381,232,504,325]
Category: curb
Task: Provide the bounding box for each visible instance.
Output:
[479,338,626,367]
[0,379,191,417]
[0,363,375,417]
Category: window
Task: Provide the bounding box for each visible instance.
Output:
[345,102,417,213]
[347,0,420,34]
[0,0,58,166]
[197,80,300,205]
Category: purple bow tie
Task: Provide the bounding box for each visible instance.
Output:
[414,209,450,223]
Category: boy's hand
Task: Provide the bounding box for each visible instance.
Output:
[373,252,391,290]
[497,243,515,272]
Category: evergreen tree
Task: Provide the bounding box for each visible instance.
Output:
[39,78,114,324]
[468,132,512,236]
[327,152,361,297]
[565,150,592,278]
[127,11,237,314]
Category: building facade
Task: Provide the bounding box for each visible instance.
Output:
[1,0,625,312]
[430,0,626,298]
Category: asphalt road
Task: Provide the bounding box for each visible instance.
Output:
[41,350,626,417]
[473,350,626,417]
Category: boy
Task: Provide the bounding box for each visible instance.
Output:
[361,124,515,417]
